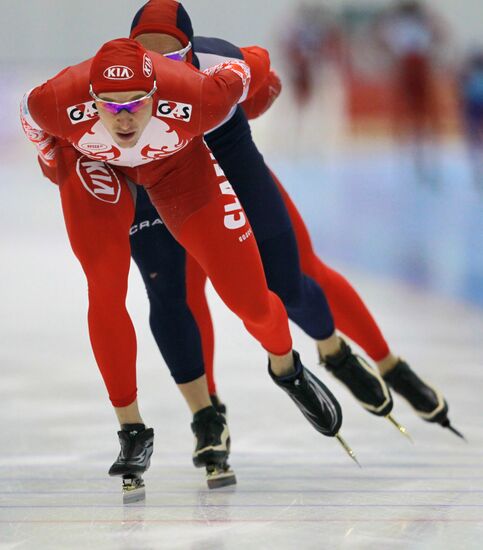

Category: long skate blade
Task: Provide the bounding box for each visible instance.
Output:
[123,486,145,504]
[445,423,467,442]
[207,471,237,489]
[386,414,413,443]
[122,476,146,504]
[206,464,237,489]
[335,433,361,468]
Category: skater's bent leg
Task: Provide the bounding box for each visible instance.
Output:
[129,207,216,423]
[207,110,334,341]
[312,261,391,362]
[130,188,218,395]
[257,230,341,361]
[57,149,137,408]
[185,255,216,395]
[130,191,207,386]
[270,170,391,362]
[131,219,217,412]
[146,143,293,372]
[259,231,335,340]
[176,195,292,359]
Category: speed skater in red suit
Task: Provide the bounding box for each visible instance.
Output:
[21,36,361,493]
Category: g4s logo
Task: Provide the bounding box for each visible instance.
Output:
[156,100,192,122]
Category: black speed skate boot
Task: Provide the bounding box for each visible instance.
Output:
[109,424,154,504]
[383,360,465,440]
[269,350,359,465]
[210,394,227,418]
[191,406,236,489]
[321,340,411,440]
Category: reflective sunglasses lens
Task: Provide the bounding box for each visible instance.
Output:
[98,102,123,115]
[165,52,184,62]
[164,42,191,62]
[124,99,147,113]
[99,98,146,115]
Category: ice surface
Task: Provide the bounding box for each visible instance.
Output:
[1,158,482,549]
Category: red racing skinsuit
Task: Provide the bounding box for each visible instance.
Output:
[242,75,390,362]
[182,69,390,395]
[20,48,292,407]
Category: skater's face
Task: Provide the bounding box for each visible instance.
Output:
[94,89,154,149]
[135,34,189,62]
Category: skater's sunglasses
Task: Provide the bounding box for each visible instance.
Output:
[163,41,192,62]
[89,82,157,115]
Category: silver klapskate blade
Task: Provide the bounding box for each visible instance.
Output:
[386,414,413,443]
[123,486,146,504]
[122,476,146,505]
[335,433,361,468]
[207,470,237,490]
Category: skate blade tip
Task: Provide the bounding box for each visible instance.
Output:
[446,424,467,442]
[349,454,362,469]
[335,433,361,468]
[386,414,413,443]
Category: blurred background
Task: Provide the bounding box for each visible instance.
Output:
[1,4,482,545]
[1,0,482,309]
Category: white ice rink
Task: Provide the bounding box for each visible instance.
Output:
[1,154,483,549]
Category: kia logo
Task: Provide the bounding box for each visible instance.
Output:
[103,66,134,80]
[76,157,121,204]
[143,54,153,77]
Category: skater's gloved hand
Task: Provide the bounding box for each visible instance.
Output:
[203,60,251,102]
[23,127,58,169]
[242,70,282,120]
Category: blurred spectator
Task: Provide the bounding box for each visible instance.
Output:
[377,1,447,183]
[281,3,342,108]
[460,51,483,190]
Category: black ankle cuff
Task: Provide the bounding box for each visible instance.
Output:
[193,406,217,422]
[268,350,302,381]
[121,423,146,433]
[323,340,351,368]
[382,360,407,382]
